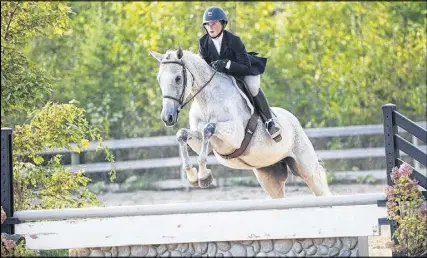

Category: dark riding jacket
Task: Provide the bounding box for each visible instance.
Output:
[198,30,267,77]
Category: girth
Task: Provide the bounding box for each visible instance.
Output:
[217,111,259,160]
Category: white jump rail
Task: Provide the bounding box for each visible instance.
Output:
[14,193,387,257]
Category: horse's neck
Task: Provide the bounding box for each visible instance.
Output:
[183,53,242,111]
[183,55,214,85]
[193,74,241,111]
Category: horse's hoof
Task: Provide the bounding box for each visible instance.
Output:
[185,167,198,183]
[189,181,199,187]
[198,173,213,188]
[273,134,282,143]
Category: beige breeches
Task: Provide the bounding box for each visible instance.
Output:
[243,75,261,96]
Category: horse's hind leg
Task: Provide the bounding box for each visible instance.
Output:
[253,162,289,199]
[290,136,332,196]
[176,128,203,187]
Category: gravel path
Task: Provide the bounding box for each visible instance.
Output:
[98,183,388,206]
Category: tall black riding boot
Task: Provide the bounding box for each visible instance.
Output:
[253,89,282,142]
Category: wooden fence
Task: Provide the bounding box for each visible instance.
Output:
[40,122,427,188]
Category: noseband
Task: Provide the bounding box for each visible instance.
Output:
[160,59,216,112]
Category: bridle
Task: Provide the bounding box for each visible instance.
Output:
[160,59,216,112]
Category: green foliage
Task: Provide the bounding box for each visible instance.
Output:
[266,2,426,127]
[1,238,39,257]
[385,162,427,256]
[39,249,68,257]
[1,1,116,210]
[1,2,72,123]
[24,2,426,139]
[13,102,116,210]
[356,174,377,184]
[1,3,116,256]
[326,171,337,184]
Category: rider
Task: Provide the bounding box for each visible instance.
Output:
[198,6,282,142]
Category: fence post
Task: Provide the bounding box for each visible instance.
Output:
[382,104,400,186]
[1,128,14,234]
[382,104,403,257]
[71,152,80,166]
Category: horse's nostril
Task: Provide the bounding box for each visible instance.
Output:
[168,115,174,124]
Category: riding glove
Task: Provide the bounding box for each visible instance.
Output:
[211,59,228,73]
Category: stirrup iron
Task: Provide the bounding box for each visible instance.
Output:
[265,119,281,139]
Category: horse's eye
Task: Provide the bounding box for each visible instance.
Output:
[175,76,181,84]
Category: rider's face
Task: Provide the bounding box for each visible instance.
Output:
[204,20,223,38]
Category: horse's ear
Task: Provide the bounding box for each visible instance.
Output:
[177,47,183,59]
[148,50,163,63]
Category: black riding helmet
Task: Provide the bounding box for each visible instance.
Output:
[202,7,228,39]
[202,6,228,26]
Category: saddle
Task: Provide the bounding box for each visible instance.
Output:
[217,77,259,160]
[234,77,255,108]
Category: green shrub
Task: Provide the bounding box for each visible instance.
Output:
[13,102,115,210]
[1,102,116,256]
[356,174,377,184]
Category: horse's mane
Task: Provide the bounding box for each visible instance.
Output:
[163,49,229,81]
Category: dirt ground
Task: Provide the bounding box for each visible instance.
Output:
[98,183,393,257]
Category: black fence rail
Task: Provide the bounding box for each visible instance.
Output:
[382,103,427,257]
[382,103,427,191]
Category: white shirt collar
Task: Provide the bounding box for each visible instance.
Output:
[211,32,223,55]
[211,32,224,43]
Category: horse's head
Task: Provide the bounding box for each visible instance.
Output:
[149,47,193,127]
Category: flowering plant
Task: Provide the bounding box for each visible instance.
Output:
[385,162,427,256]
[1,207,37,257]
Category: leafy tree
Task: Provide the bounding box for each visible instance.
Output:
[264,2,426,127]
[1,2,115,212]
[1,2,71,124]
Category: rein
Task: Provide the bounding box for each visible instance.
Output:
[160,60,216,112]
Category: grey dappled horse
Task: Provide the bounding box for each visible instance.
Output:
[149,48,331,198]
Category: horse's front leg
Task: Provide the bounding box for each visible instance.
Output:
[198,123,216,188]
[176,128,203,187]
[198,121,242,188]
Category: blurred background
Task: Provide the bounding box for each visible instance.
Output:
[1,1,426,208]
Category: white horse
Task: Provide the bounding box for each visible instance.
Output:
[149,48,331,198]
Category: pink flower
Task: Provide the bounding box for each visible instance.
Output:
[0,207,6,224]
[398,162,413,177]
[409,179,419,187]
[385,186,395,198]
[3,239,16,250]
[391,166,399,180]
